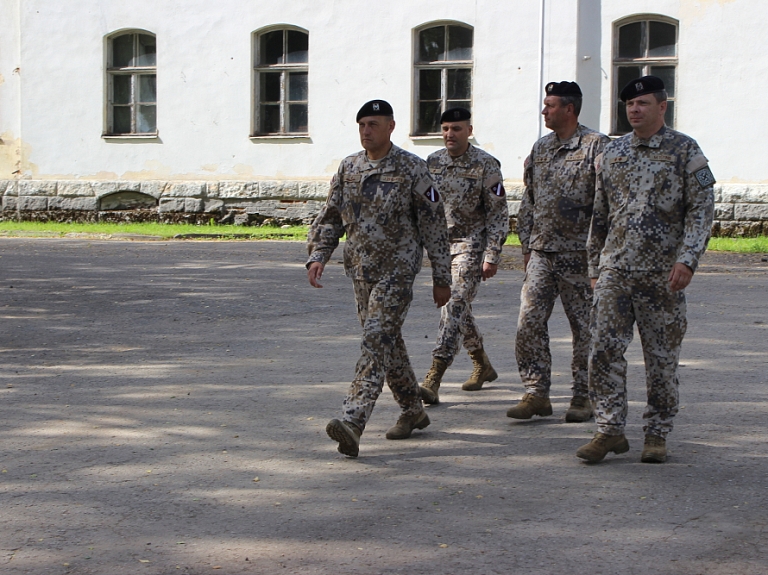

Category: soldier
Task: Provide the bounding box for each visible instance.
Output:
[307,99,452,458]
[576,76,714,463]
[507,81,609,422]
[420,107,509,404]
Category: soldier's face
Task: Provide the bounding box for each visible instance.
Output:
[626,94,667,135]
[358,116,395,155]
[441,121,472,156]
[541,96,570,131]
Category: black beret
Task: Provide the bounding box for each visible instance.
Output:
[440,107,471,123]
[620,75,665,102]
[356,99,394,122]
[545,81,582,97]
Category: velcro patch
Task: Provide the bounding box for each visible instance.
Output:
[694,166,716,188]
[424,186,440,202]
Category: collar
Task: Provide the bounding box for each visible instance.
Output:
[440,143,474,168]
[631,125,666,149]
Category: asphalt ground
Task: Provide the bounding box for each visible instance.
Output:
[0,238,766,575]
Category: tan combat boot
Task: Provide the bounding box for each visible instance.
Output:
[641,435,667,463]
[576,432,630,463]
[506,393,553,419]
[385,411,430,440]
[565,396,594,422]
[462,348,498,391]
[420,358,448,405]
[326,419,362,458]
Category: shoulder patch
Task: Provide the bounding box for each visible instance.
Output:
[424,186,440,203]
[594,152,604,174]
[490,181,505,197]
[523,155,532,171]
[694,166,716,188]
[685,155,709,174]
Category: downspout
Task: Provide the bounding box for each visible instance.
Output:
[537,0,546,139]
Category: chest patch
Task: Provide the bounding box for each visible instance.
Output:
[650,153,675,163]
[344,174,362,183]
[566,153,586,162]
[380,175,405,184]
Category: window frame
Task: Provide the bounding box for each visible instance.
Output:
[612,15,678,135]
[252,25,309,137]
[412,21,474,137]
[104,30,158,137]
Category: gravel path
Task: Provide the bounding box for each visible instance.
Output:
[1,239,766,575]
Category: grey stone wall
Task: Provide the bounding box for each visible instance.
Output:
[1,179,767,236]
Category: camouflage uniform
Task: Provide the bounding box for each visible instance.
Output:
[307,144,451,432]
[516,125,609,398]
[588,126,715,438]
[426,144,509,363]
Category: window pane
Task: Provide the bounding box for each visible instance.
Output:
[419,26,445,62]
[288,72,308,101]
[419,69,442,100]
[617,65,643,98]
[113,106,132,133]
[261,30,284,65]
[137,34,156,66]
[447,68,471,99]
[260,104,281,133]
[261,72,281,103]
[648,22,676,57]
[139,75,156,103]
[664,100,675,128]
[418,102,441,134]
[112,34,134,67]
[618,22,644,59]
[650,66,675,97]
[137,105,156,132]
[447,100,471,113]
[286,31,308,63]
[113,75,132,105]
[447,26,472,61]
[289,104,308,133]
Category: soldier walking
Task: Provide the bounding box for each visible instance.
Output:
[307,100,452,458]
[507,82,609,422]
[576,76,715,463]
[420,107,509,404]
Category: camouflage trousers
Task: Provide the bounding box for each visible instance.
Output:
[589,269,687,438]
[433,251,484,364]
[515,250,592,398]
[341,277,423,432]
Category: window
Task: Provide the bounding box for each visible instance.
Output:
[253,27,309,136]
[106,31,157,135]
[413,23,473,135]
[613,17,678,135]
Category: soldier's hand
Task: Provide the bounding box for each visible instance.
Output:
[668,262,693,292]
[523,252,531,271]
[433,285,451,308]
[482,262,498,280]
[308,262,325,288]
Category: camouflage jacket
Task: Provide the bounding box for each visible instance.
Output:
[426,144,509,264]
[588,126,715,277]
[518,124,610,254]
[307,144,452,286]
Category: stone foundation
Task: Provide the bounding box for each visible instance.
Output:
[1,179,766,236]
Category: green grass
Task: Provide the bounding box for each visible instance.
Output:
[0,221,308,240]
[0,221,765,253]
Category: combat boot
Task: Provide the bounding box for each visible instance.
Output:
[326,419,362,458]
[576,432,629,463]
[565,396,594,422]
[641,435,667,463]
[462,348,498,391]
[506,393,553,419]
[420,358,448,405]
[385,411,430,440]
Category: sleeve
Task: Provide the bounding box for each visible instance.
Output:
[411,164,452,287]
[305,168,345,268]
[587,152,608,278]
[481,160,510,265]
[517,151,535,254]
[677,147,715,272]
